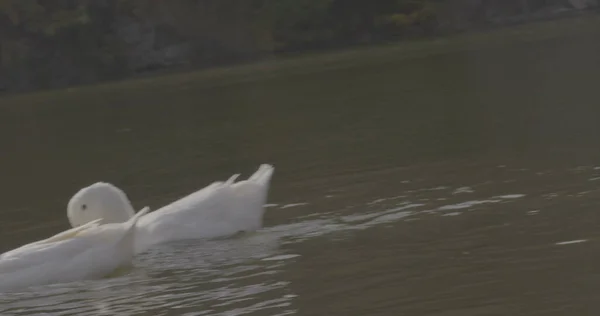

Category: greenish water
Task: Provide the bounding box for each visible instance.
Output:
[2,19,600,315]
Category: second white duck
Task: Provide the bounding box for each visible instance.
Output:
[0,207,148,292]
[66,164,274,254]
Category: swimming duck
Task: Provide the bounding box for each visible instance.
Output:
[66,164,274,254]
[0,207,149,292]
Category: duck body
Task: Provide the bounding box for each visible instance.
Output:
[0,208,148,292]
[67,164,274,254]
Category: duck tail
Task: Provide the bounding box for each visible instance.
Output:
[117,207,149,253]
[249,164,274,187]
[225,174,240,185]
[36,218,103,245]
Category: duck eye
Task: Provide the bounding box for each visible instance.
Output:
[81,204,87,211]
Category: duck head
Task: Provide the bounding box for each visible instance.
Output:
[67,182,136,227]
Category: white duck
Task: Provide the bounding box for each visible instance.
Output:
[0,207,149,292]
[66,164,274,254]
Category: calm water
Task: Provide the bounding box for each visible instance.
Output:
[2,30,600,315]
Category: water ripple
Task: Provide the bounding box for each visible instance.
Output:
[0,175,585,315]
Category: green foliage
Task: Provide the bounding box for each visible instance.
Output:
[0,0,91,36]
[265,0,335,28]
[262,0,439,50]
[0,0,127,90]
[0,0,566,92]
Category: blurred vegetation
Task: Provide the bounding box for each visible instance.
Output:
[0,0,593,92]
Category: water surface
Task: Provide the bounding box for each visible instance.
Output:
[2,28,600,315]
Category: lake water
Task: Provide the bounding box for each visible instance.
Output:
[2,26,600,315]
